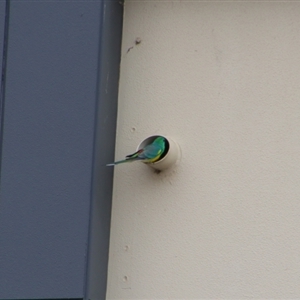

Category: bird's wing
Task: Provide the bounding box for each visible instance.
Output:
[141,144,162,159]
[126,149,143,159]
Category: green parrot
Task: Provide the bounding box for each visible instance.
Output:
[106,136,167,166]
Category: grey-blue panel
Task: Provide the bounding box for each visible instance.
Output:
[0,0,7,142]
[0,1,103,299]
[0,0,5,71]
[0,0,5,64]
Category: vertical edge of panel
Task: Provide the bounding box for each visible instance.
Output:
[0,0,9,181]
[85,1,123,300]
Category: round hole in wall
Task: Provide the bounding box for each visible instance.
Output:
[137,135,169,162]
[137,135,180,171]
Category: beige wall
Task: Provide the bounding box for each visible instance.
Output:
[107,1,300,299]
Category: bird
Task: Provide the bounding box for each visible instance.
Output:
[106,136,166,166]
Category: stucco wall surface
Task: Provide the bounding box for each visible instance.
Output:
[107,1,300,299]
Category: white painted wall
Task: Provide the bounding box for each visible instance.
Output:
[107,1,300,299]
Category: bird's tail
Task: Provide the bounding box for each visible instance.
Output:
[106,156,142,166]
[106,149,144,166]
[106,159,128,166]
